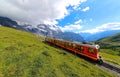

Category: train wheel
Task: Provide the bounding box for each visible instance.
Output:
[98,59,103,65]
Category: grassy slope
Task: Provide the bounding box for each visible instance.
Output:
[96,33,120,66]
[0,26,115,77]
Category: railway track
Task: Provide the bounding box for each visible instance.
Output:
[76,53,120,77]
[74,52,120,77]
[44,42,120,77]
[74,51,120,77]
[96,61,120,77]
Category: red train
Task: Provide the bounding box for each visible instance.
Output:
[45,37,103,64]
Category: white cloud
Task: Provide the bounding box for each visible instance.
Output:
[60,24,82,32]
[81,6,90,12]
[60,19,83,32]
[73,6,81,10]
[75,19,82,24]
[81,22,120,34]
[0,0,87,25]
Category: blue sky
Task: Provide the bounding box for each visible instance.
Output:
[58,0,120,33]
[0,0,120,34]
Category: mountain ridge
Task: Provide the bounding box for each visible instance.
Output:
[0,16,84,42]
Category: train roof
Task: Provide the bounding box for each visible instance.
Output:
[59,39,99,49]
[53,38,100,49]
[75,42,100,49]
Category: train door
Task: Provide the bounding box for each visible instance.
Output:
[87,47,98,60]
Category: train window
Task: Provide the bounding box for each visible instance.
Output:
[70,43,73,47]
[72,43,76,48]
[68,42,72,47]
[54,40,56,42]
[58,40,61,44]
[68,43,75,48]
[69,43,71,46]
[78,46,84,52]
[88,48,95,54]
[64,43,66,47]
[51,39,54,42]
[57,40,60,44]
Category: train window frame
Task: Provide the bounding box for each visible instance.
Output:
[68,42,71,47]
[57,40,60,44]
[78,46,84,52]
[88,48,96,54]
[68,43,76,48]
[64,42,68,47]
[72,43,76,48]
[54,40,56,43]
[70,43,73,47]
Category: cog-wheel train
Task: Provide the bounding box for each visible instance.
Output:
[45,37,103,64]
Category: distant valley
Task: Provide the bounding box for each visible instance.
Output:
[80,30,120,42]
[95,32,120,49]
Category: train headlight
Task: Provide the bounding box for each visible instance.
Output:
[95,45,100,49]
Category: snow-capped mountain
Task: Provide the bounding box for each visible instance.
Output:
[0,16,84,42]
[37,24,62,37]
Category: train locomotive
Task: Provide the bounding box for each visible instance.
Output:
[45,37,103,64]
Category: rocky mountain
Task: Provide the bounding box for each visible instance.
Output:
[0,16,84,42]
[0,16,17,27]
[0,16,27,31]
[62,32,84,42]
[81,30,120,42]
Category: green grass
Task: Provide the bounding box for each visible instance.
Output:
[100,49,120,66]
[0,26,116,77]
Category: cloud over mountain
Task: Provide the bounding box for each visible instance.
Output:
[81,22,120,34]
[60,19,83,32]
[0,0,86,25]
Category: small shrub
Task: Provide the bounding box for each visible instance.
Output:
[42,51,50,57]
[32,56,43,68]
[58,52,67,55]
[4,46,18,51]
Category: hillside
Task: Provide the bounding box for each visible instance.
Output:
[0,26,116,77]
[95,33,120,66]
[97,32,120,43]
[96,32,120,49]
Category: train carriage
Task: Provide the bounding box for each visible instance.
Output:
[45,37,103,64]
